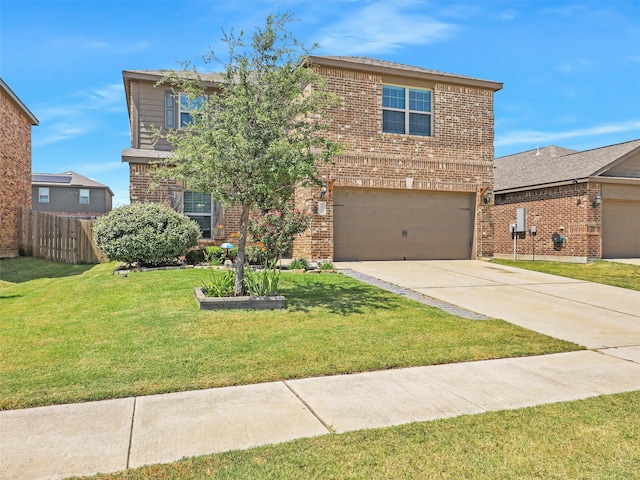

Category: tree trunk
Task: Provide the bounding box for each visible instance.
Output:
[234,203,251,296]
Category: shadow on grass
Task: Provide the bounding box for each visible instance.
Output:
[0,257,95,283]
[280,274,405,315]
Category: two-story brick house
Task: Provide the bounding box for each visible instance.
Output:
[1,78,39,258]
[122,57,502,261]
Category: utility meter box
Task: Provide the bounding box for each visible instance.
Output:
[516,208,526,233]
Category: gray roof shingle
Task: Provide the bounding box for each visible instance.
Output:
[32,171,113,195]
[494,139,640,191]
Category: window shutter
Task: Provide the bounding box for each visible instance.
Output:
[165,91,176,129]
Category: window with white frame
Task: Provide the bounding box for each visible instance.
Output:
[38,187,50,203]
[178,94,205,128]
[183,190,212,239]
[382,85,432,136]
[79,189,90,204]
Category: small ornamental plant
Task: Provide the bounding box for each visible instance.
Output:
[289,258,310,270]
[248,205,312,267]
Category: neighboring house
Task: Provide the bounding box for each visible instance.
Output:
[122,56,502,261]
[0,78,39,258]
[493,139,640,261]
[32,171,114,217]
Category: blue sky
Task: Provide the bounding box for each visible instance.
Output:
[2,0,639,207]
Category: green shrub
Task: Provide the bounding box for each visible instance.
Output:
[289,258,310,270]
[93,203,201,267]
[319,261,335,270]
[185,247,206,265]
[204,246,225,265]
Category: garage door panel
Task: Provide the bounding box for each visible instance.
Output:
[602,200,640,258]
[333,188,474,261]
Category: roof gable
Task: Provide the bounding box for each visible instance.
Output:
[494,139,640,192]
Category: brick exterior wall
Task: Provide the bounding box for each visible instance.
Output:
[493,182,603,261]
[129,162,243,244]
[0,88,33,257]
[293,65,496,260]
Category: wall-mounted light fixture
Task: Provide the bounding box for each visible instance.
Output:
[319,182,327,199]
[592,195,602,208]
[480,187,493,204]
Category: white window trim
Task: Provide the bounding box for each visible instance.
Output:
[382,84,433,137]
[183,190,213,239]
[38,187,50,204]
[79,189,90,205]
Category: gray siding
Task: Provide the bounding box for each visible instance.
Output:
[137,81,173,151]
[32,186,110,214]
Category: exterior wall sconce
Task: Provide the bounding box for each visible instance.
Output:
[319,182,327,199]
[592,195,602,207]
[480,187,493,204]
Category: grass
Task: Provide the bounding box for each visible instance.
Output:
[0,257,581,410]
[80,390,640,479]
[493,259,640,291]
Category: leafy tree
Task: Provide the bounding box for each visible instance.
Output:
[158,11,342,295]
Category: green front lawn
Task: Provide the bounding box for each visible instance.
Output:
[83,391,640,479]
[1,257,580,410]
[493,259,640,291]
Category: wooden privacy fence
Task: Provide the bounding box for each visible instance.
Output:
[18,208,107,264]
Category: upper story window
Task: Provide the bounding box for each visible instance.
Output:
[38,187,49,203]
[382,85,432,137]
[179,94,205,128]
[79,189,90,205]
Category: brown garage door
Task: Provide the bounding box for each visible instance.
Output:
[333,188,475,261]
[602,200,640,258]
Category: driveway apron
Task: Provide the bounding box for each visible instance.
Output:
[337,260,640,352]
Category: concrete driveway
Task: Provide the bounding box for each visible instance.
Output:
[336,260,640,357]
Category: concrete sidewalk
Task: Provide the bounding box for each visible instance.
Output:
[3,260,640,480]
[3,350,640,480]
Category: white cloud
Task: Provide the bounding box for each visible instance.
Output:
[35,125,90,146]
[74,84,125,113]
[498,9,517,20]
[316,1,457,55]
[54,37,151,56]
[496,120,640,147]
[34,84,124,145]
